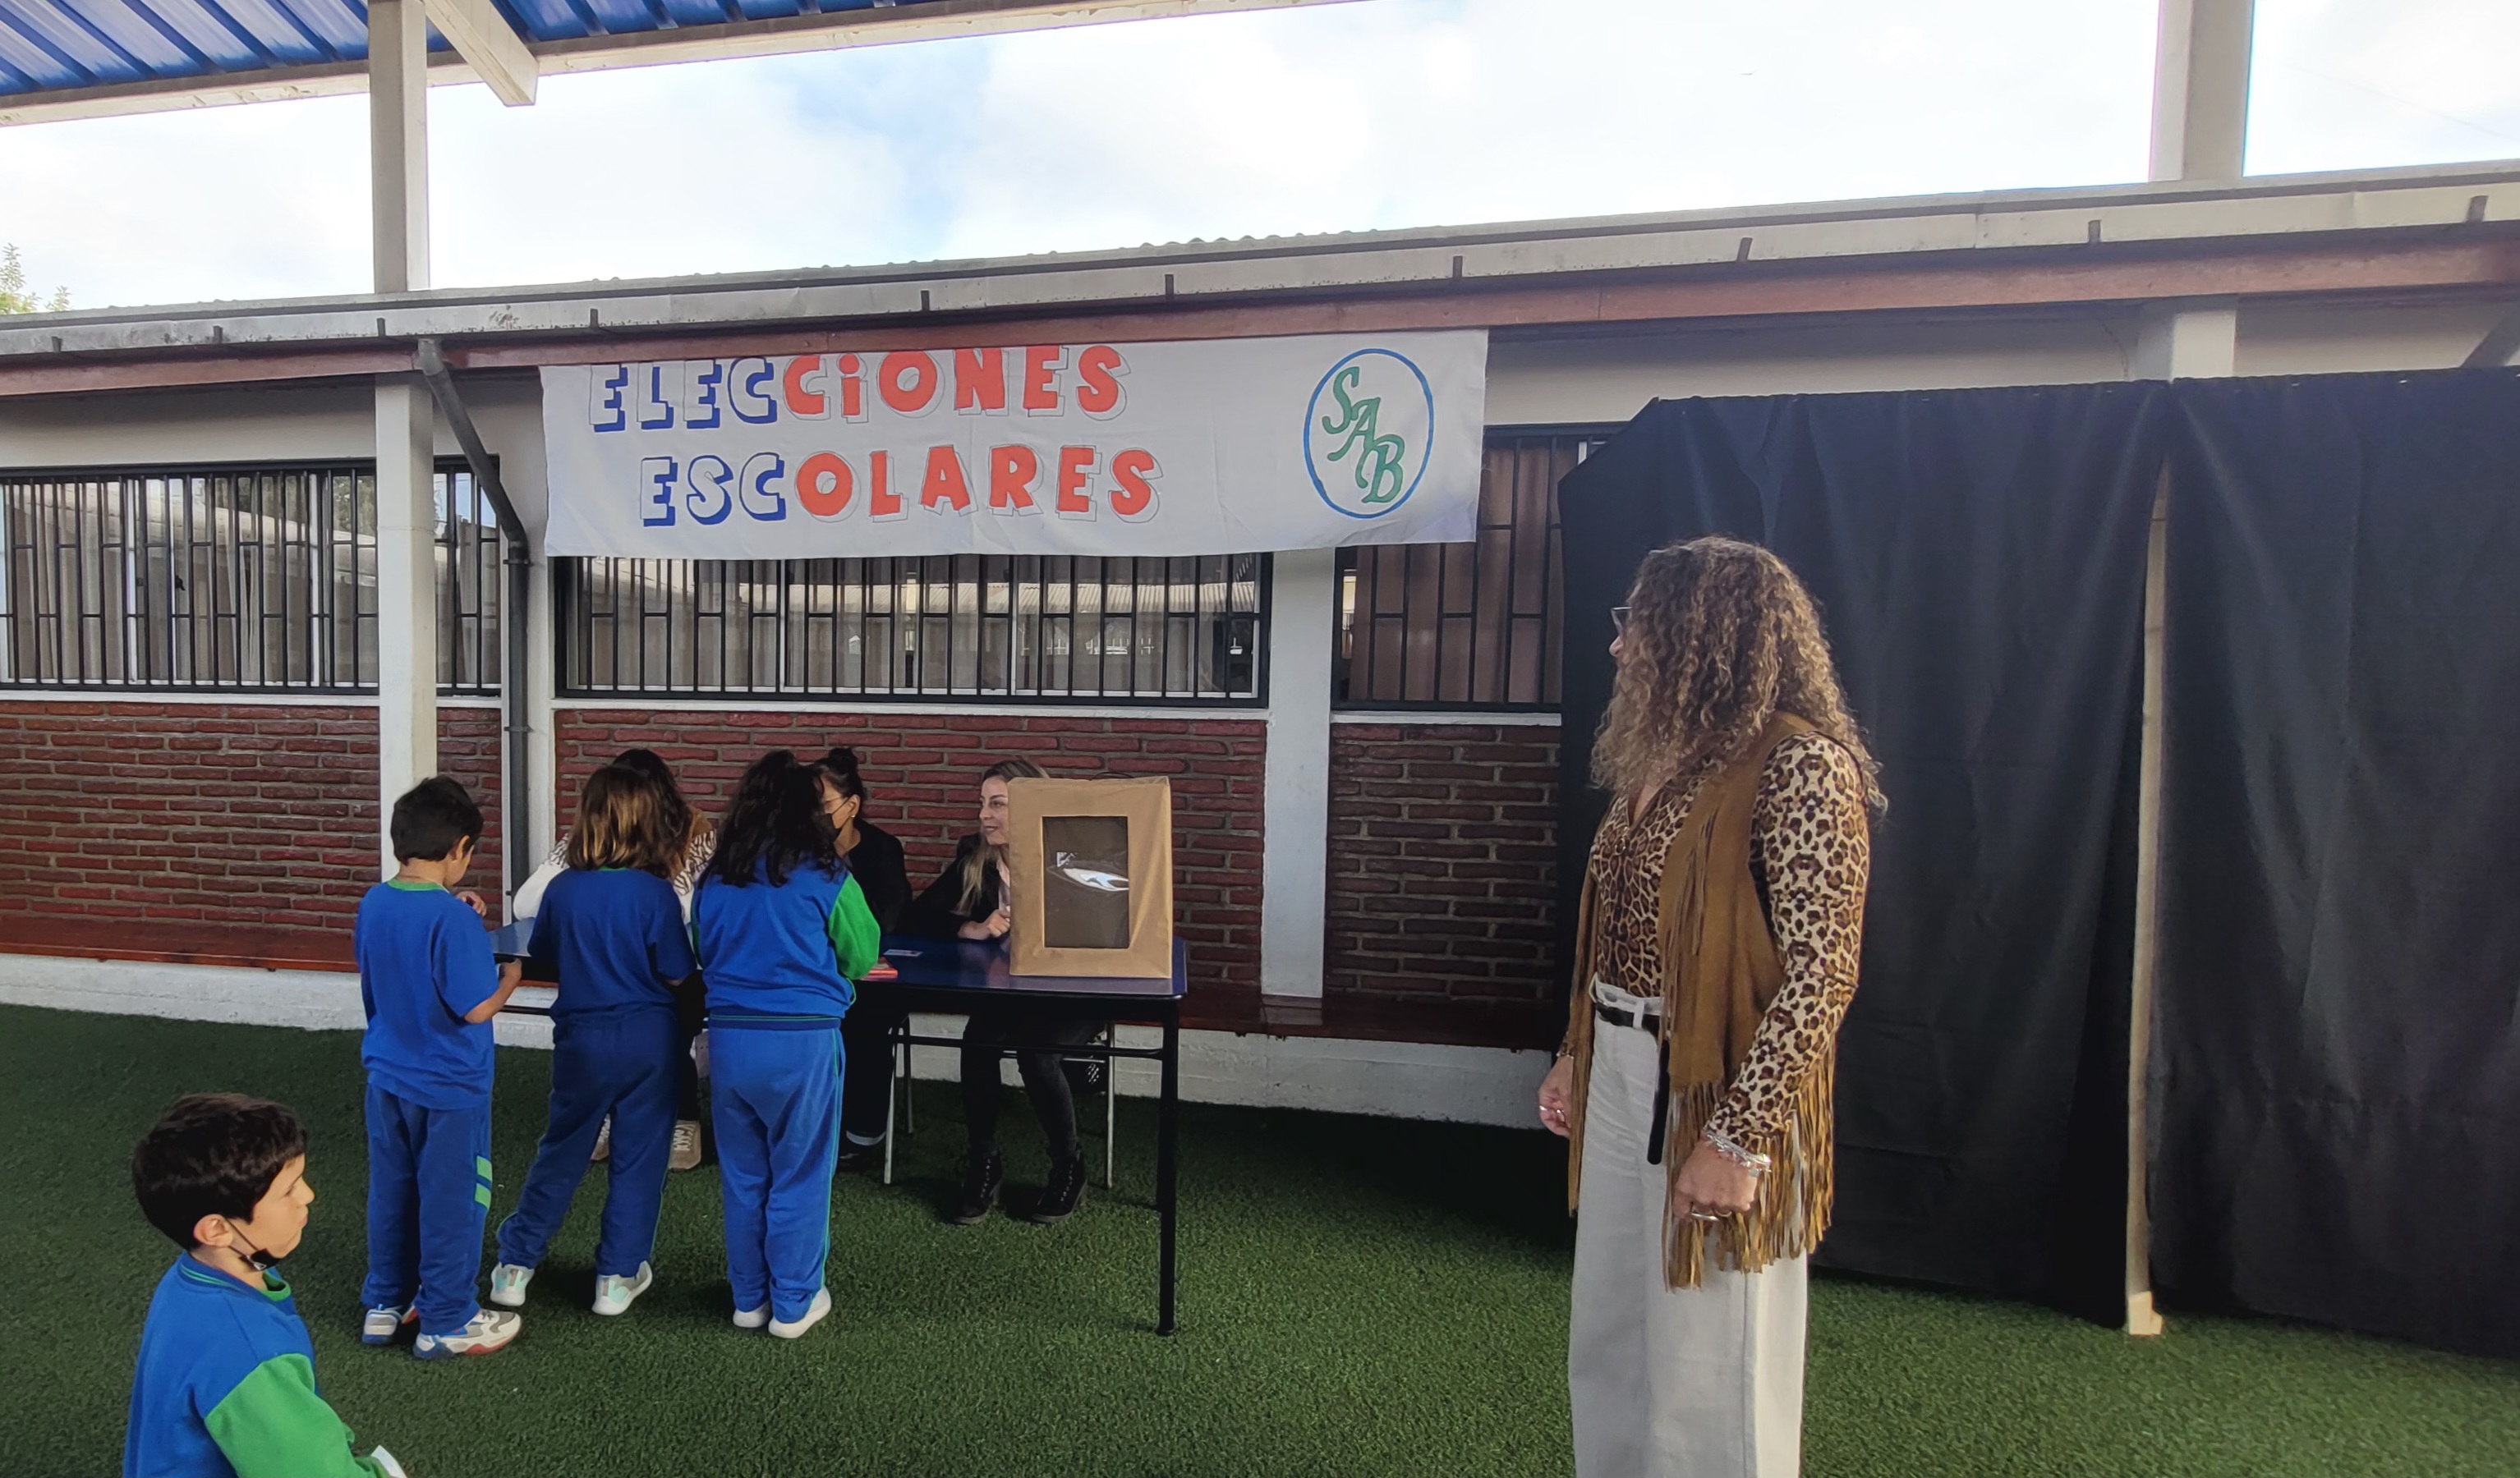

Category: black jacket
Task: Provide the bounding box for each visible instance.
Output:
[901,833,997,940]
[846,819,913,934]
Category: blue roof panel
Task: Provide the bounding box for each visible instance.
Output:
[0,0,1000,97]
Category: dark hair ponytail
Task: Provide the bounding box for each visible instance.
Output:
[706,750,839,889]
[819,746,867,804]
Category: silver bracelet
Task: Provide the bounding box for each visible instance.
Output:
[1701,1124,1771,1174]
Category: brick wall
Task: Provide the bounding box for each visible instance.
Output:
[554,709,1267,1001]
[1324,721,1560,1010]
[0,700,507,935]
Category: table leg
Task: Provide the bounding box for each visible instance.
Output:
[1157,1010,1178,1336]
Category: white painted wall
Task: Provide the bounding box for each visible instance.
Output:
[0,953,1553,1129]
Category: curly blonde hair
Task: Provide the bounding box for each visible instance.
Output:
[1590,537,1883,808]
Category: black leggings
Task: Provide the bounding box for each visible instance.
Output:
[960,1006,1102,1163]
[673,975,707,1120]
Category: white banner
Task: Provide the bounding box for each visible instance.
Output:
[540,329,1489,558]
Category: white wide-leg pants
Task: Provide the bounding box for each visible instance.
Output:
[1569,980,1808,1478]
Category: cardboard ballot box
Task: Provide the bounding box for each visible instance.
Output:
[1005,776,1174,978]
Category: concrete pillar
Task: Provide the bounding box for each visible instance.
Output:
[1259,548,1335,999]
[2132,298,2239,380]
[2149,0,2255,182]
[371,0,435,871]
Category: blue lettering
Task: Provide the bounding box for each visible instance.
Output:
[740,452,787,521]
[591,365,628,433]
[686,455,733,525]
[639,364,678,430]
[640,457,677,526]
[730,357,779,425]
[687,360,724,429]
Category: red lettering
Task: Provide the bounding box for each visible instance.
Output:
[782,356,827,417]
[878,351,938,415]
[1110,448,1157,519]
[1055,446,1096,515]
[797,452,852,517]
[870,450,901,518]
[838,354,864,420]
[990,445,1039,510]
[954,348,1008,412]
[922,445,973,512]
[1023,345,1064,412]
[1075,345,1124,416]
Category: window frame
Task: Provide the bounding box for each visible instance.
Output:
[1331,425,1615,715]
[553,552,1273,709]
[0,456,506,697]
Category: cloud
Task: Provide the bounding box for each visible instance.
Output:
[0,0,2513,310]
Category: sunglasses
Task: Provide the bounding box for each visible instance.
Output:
[1611,605,1630,635]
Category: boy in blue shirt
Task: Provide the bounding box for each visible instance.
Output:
[126,1092,406,1478]
[356,776,525,1358]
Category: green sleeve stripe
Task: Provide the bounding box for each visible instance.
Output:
[204,1353,378,1478]
[827,874,885,984]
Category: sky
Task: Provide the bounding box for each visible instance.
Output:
[2,0,2517,310]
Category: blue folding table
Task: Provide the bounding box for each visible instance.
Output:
[491,923,1189,1335]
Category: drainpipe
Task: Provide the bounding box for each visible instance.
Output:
[415,337,536,898]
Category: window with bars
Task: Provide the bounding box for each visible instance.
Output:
[558,553,1266,705]
[1333,430,1603,711]
[0,461,507,695]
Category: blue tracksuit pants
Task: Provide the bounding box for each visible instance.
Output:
[495,1007,680,1278]
[362,1084,493,1337]
[710,1024,842,1323]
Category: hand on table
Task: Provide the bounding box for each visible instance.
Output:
[959,905,1011,942]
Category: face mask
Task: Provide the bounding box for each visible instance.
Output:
[226,1224,282,1272]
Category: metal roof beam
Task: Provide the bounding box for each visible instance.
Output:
[0,0,1358,126]
[423,0,536,106]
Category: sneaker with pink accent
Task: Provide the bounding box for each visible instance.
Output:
[412,1308,521,1360]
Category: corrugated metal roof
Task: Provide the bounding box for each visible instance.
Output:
[0,0,891,94]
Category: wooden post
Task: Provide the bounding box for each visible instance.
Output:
[2125,470,2171,1338]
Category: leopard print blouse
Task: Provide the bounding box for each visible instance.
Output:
[1581,732,1873,1152]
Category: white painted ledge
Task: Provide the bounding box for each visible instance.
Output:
[0,955,1549,1130]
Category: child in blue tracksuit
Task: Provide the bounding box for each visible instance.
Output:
[126,1093,404,1478]
[355,776,524,1359]
[692,750,884,1339]
[489,763,697,1317]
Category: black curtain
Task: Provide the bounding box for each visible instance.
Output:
[1555,386,2164,1318]
[2154,370,2520,1359]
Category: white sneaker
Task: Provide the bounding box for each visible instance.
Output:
[488,1263,533,1308]
[412,1308,522,1360]
[590,1116,612,1163]
[669,1119,703,1172]
[767,1288,832,1341]
[732,1304,769,1330]
[361,1304,415,1345]
[591,1262,654,1317]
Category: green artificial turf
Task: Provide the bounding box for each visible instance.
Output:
[1,1004,2513,1478]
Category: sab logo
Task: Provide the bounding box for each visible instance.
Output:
[1304,348,1434,520]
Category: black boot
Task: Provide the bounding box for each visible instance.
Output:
[949,1150,1003,1225]
[1029,1152,1086,1225]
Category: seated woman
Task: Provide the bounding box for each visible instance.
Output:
[899,757,1106,1226]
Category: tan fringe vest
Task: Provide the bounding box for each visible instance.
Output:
[1562,714,1836,1289]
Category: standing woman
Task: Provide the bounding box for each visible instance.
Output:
[1536,537,1879,1478]
[692,751,883,1338]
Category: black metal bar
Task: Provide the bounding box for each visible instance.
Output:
[1158,1008,1180,1336]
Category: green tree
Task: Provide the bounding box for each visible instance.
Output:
[0,244,70,314]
